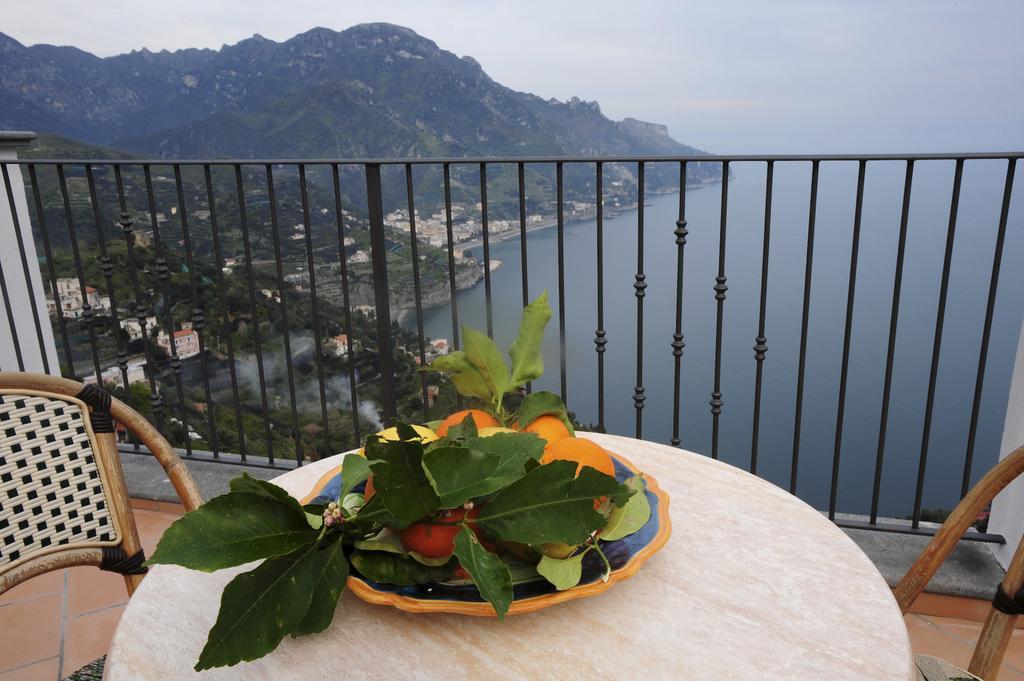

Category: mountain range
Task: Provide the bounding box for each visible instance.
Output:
[0,23,711,168]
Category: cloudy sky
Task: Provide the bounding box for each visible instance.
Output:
[4,0,1023,153]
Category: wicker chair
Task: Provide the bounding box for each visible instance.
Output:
[0,372,202,679]
[894,444,1024,680]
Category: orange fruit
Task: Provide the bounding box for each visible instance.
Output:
[435,409,499,436]
[520,414,571,444]
[363,475,376,501]
[540,437,616,478]
[399,507,483,558]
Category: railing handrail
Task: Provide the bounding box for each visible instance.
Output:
[7,151,1024,165]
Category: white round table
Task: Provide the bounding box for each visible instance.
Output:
[106,433,914,680]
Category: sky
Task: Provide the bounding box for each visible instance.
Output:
[4,0,1023,153]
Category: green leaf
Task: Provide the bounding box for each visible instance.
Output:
[601,475,652,541]
[304,511,324,529]
[149,493,316,571]
[516,390,575,435]
[340,454,371,498]
[422,433,544,508]
[462,325,510,398]
[195,541,324,670]
[444,412,479,441]
[365,434,440,529]
[422,446,503,508]
[465,431,546,475]
[536,552,586,591]
[508,291,552,389]
[350,550,456,585]
[353,528,452,566]
[478,461,632,546]
[452,526,513,620]
[428,351,494,402]
[292,540,349,636]
[348,493,394,529]
[229,474,303,512]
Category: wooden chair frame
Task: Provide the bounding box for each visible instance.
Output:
[0,371,202,597]
[895,444,1024,680]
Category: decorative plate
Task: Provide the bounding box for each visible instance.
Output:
[301,448,672,616]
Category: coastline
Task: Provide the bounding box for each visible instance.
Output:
[394,179,720,324]
[454,180,718,255]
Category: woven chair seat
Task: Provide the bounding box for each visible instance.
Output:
[0,392,118,569]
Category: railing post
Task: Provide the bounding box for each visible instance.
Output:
[364,163,397,424]
[0,131,59,374]
[989,317,1024,569]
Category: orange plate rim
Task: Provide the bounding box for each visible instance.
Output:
[299,448,672,616]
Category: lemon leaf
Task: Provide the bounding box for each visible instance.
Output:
[516,390,575,435]
[350,550,456,585]
[427,350,494,402]
[453,526,513,620]
[601,475,651,541]
[537,552,585,591]
[292,540,349,636]
[195,540,326,669]
[508,291,552,389]
[365,434,440,529]
[463,325,510,399]
[340,453,371,498]
[148,492,316,572]
[477,461,631,545]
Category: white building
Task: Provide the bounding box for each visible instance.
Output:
[156,328,201,359]
[82,360,148,389]
[49,278,108,319]
[348,250,370,264]
[326,333,361,358]
[119,316,157,341]
[425,338,449,360]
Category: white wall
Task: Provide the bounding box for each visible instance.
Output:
[0,133,60,374]
[989,318,1024,569]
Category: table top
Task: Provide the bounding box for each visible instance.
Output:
[106,433,913,680]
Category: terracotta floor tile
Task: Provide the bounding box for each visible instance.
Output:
[905,614,975,671]
[0,593,62,672]
[60,604,124,678]
[128,498,158,512]
[132,509,179,555]
[0,571,64,606]
[910,592,1003,625]
[906,615,1024,680]
[923,614,984,645]
[0,656,60,681]
[1004,628,1024,674]
[65,567,127,617]
[154,500,185,515]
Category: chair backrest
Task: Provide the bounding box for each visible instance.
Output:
[0,372,202,596]
[895,444,1024,680]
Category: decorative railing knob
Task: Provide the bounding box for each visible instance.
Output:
[671,333,685,358]
[633,385,646,409]
[754,336,767,361]
[119,212,134,235]
[714,276,728,301]
[594,328,607,353]
[709,392,724,415]
[99,255,114,278]
[674,218,688,245]
[633,273,647,298]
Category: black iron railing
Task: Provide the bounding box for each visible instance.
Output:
[1,151,1022,539]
